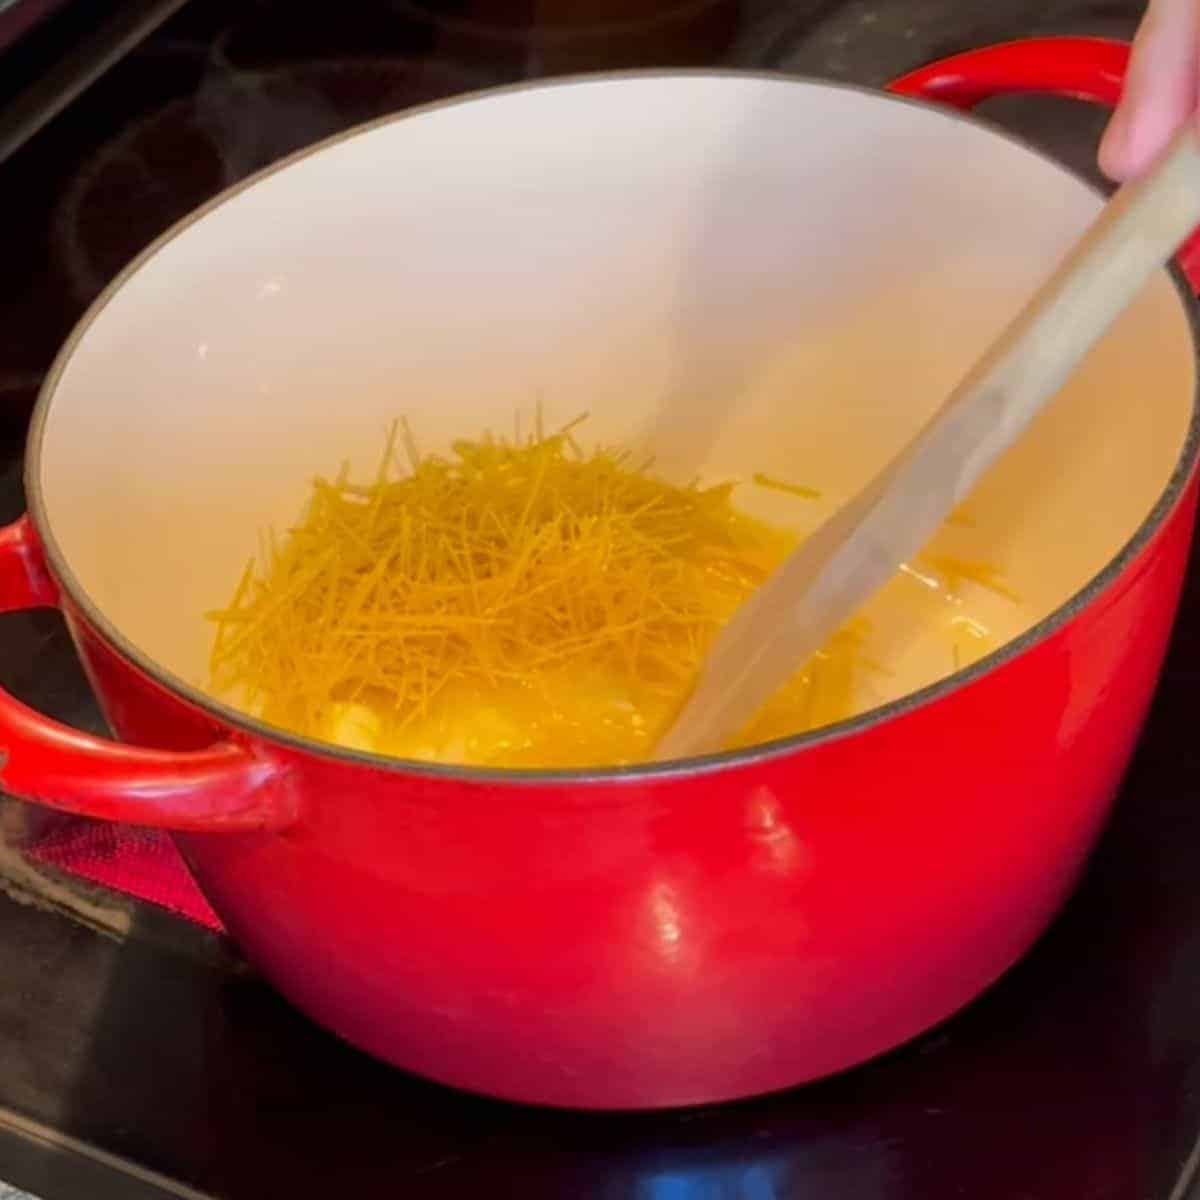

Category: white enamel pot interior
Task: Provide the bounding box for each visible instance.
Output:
[31,73,1196,731]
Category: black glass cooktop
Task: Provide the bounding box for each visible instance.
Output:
[5,1,1200,1198]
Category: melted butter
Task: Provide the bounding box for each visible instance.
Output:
[213,423,1026,768]
[316,561,1020,769]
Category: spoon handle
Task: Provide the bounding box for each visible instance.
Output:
[656,123,1200,761]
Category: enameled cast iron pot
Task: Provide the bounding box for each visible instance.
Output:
[1,38,1198,1110]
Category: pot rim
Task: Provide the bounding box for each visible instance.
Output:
[25,66,1200,787]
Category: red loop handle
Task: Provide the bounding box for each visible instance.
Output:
[887,36,1200,293]
[888,36,1127,109]
[0,516,296,833]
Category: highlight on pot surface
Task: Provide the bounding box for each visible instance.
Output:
[205,411,1022,768]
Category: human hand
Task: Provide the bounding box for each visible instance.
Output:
[1100,0,1200,181]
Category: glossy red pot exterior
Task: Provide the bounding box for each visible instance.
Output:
[1,38,1198,1109]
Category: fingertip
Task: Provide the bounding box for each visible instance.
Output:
[1096,0,1200,181]
[1098,94,1193,182]
[1098,112,1134,182]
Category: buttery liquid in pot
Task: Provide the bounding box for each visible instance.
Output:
[206,416,1027,768]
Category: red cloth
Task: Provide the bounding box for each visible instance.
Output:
[26,821,224,930]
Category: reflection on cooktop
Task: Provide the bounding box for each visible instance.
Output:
[52,56,493,304]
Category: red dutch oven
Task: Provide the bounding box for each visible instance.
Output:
[1,37,1198,1110]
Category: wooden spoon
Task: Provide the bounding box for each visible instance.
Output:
[655,124,1200,762]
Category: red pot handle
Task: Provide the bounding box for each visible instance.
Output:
[887,36,1200,293]
[0,516,296,833]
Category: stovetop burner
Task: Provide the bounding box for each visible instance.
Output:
[53,53,494,304]
[8,2,1200,1199]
